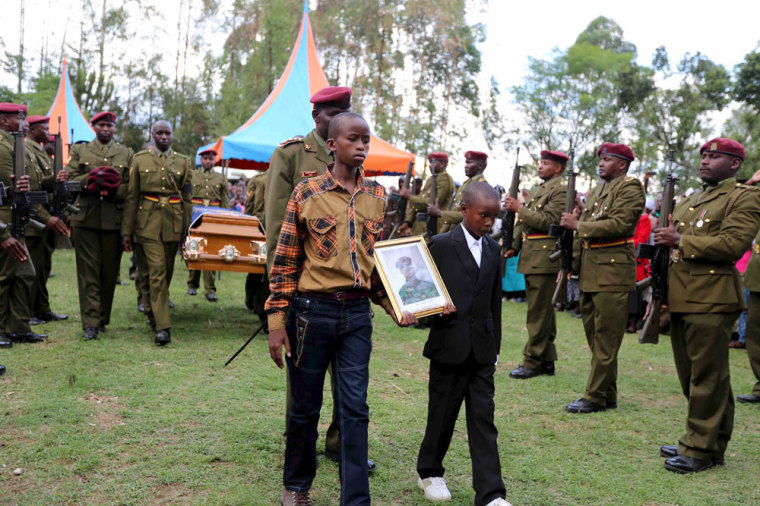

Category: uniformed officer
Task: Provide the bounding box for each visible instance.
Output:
[66,111,133,340]
[244,170,268,318]
[654,138,760,473]
[264,86,351,269]
[432,150,489,234]
[25,115,68,325]
[396,256,438,304]
[505,150,568,379]
[244,170,267,221]
[0,103,44,344]
[264,86,376,472]
[397,152,455,237]
[186,148,229,302]
[122,120,193,346]
[739,224,760,405]
[559,142,645,413]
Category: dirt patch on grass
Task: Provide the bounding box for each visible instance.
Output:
[151,482,194,504]
[82,392,126,429]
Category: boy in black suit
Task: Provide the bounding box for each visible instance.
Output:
[414,182,510,505]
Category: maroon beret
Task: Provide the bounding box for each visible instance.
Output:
[87,166,122,192]
[199,149,217,157]
[598,142,635,162]
[0,102,28,115]
[47,135,56,143]
[90,111,116,125]
[700,137,745,161]
[310,87,352,108]
[427,152,449,162]
[26,115,50,125]
[541,150,569,166]
[465,151,489,161]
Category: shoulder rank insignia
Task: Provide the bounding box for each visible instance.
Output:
[278,136,305,148]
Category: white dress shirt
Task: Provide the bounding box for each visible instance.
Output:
[461,224,482,268]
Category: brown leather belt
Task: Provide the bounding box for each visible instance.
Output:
[299,290,370,301]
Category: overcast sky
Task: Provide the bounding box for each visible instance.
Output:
[2,0,759,188]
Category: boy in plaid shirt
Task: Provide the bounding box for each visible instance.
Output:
[266,112,414,505]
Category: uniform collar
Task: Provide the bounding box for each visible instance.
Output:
[703,177,736,191]
[541,175,563,188]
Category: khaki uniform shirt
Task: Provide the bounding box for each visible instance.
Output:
[121,148,193,243]
[191,168,229,208]
[66,139,133,230]
[668,178,760,313]
[265,166,390,330]
[575,174,645,293]
[512,176,567,274]
[245,171,268,222]
[264,129,332,270]
[404,171,455,235]
[744,228,760,292]
[439,172,488,234]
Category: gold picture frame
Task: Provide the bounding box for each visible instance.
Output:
[373,236,453,321]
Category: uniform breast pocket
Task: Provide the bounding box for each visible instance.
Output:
[307,215,338,258]
[140,168,160,187]
[361,217,384,255]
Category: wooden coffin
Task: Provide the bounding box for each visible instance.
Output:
[183,211,267,273]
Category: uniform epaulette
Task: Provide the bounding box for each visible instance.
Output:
[737,183,760,191]
[278,136,305,148]
[174,152,190,160]
[134,149,153,157]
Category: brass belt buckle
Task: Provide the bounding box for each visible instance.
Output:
[753,243,760,255]
[203,198,210,206]
[159,196,169,206]
[671,249,682,263]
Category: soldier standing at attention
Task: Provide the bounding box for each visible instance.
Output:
[654,138,760,474]
[505,150,568,379]
[559,143,645,413]
[264,87,380,472]
[24,115,69,325]
[397,152,455,238]
[122,120,193,346]
[66,111,133,340]
[736,166,760,406]
[0,103,42,345]
[432,150,489,234]
[186,148,229,302]
[244,170,267,221]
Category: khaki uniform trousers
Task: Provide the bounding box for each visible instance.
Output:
[746,292,760,397]
[0,243,35,334]
[522,274,558,369]
[26,234,52,316]
[580,290,629,405]
[73,227,121,329]
[187,268,216,295]
[670,311,736,461]
[136,240,178,331]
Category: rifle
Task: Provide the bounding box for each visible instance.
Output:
[501,147,521,271]
[11,111,48,238]
[425,172,439,239]
[635,149,677,345]
[389,158,414,239]
[548,149,576,304]
[51,117,82,218]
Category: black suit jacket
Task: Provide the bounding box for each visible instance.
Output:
[423,224,502,365]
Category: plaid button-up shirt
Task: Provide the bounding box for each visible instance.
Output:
[265,165,391,330]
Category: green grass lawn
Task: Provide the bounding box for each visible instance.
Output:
[1,249,759,505]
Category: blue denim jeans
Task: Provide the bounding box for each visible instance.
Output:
[738,287,749,343]
[283,293,373,505]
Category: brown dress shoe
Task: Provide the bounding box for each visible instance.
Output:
[280,489,312,505]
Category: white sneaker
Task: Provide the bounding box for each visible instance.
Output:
[485,498,512,506]
[417,476,452,501]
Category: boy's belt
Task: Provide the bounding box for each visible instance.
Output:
[143,194,181,205]
[582,237,634,249]
[191,197,221,206]
[299,290,369,301]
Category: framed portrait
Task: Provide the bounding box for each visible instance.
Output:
[374,236,452,321]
